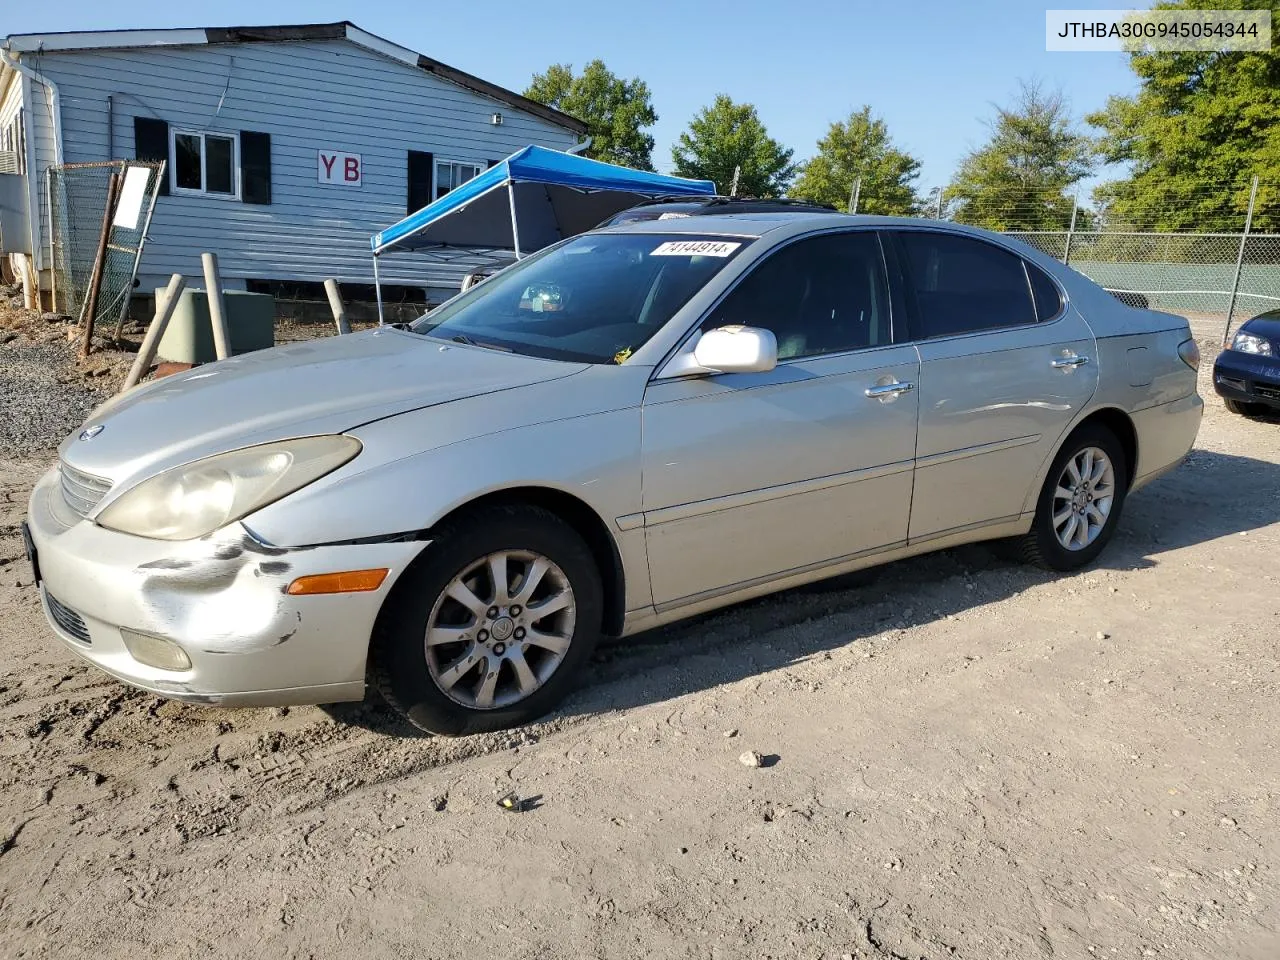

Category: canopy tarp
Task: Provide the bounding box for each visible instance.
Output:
[371,145,716,257]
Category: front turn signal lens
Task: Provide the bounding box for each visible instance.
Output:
[286,568,389,596]
[1178,338,1201,371]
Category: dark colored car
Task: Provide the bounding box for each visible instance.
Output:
[1214,310,1280,416]
[597,196,839,228]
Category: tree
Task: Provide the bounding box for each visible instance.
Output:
[671,95,796,197]
[1087,0,1280,231]
[524,61,658,170]
[790,107,921,214]
[946,80,1095,230]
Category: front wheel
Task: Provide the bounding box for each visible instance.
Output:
[1016,424,1129,571]
[370,505,603,735]
[1224,397,1269,417]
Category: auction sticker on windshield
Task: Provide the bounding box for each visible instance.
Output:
[651,240,742,257]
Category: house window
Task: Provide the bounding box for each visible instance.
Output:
[171,130,238,197]
[435,159,482,200]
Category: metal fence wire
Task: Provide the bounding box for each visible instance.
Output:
[47,160,164,331]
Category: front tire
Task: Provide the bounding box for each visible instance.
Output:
[1224,397,1268,417]
[1016,424,1129,572]
[370,505,603,735]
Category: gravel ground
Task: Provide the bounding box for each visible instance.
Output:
[1,317,1278,959]
[0,337,107,457]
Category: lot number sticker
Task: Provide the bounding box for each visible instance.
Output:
[650,240,741,257]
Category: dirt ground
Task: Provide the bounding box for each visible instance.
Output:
[1,325,1278,960]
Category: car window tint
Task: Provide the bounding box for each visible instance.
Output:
[895,231,1037,338]
[1027,262,1063,321]
[705,232,890,360]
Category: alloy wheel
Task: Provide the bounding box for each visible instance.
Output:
[1051,446,1116,551]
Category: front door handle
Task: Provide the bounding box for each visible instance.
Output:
[1051,355,1090,370]
[865,380,915,399]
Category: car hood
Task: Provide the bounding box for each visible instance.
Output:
[1242,312,1280,342]
[59,328,587,482]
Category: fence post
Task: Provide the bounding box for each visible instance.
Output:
[848,177,862,214]
[46,169,57,314]
[201,252,231,360]
[935,189,943,220]
[1223,175,1260,346]
[1063,190,1079,266]
[729,165,740,197]
[79,171,122,359]
[122,273,185,391]
[324,278,351,335]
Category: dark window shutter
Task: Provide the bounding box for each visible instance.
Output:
[134,116,169,195]
[240,131,271,205]
[408,150,434,213]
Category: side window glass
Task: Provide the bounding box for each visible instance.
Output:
[705,232,890,359]
[1027,262,1063,321]
[895,232,1037,338]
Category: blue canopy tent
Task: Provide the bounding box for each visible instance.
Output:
[368,145,716,321]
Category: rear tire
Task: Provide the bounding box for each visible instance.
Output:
[1016,424,1129,572]
[369,505,603,736]
[1224,397,1268,417]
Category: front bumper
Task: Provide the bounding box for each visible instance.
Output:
[25,466,425,707]
[1213,351,1280,410]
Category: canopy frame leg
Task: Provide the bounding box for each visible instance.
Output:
[373,254,385,325]
[508,182,522,260]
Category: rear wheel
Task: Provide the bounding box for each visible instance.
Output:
[1224,397,1268,417]
[370,505,603,735]
[1016,424,1129,572]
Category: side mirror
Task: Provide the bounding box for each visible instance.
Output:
[692,325,777,374]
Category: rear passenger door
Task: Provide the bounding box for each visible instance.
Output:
[886,229,1098,542]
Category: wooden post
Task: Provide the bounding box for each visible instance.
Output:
[122,273,185,391]
[201,252,231,360]
[80,171,121,359]
[324,278,351,335]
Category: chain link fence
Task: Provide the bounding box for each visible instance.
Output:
[906,177,1280,342]
[48,160,164,332]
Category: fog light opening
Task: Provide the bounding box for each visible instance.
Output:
[120,628,192,672]
[286,568,390,596]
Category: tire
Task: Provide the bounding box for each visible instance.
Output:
[1016,424,1129,572]
[1224,397,1268,417]
[370,505,603,736]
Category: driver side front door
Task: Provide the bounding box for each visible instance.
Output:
[639,230,920,609]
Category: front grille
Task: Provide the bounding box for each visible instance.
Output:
[59,462,112,519]
[46,592,91,645]
[1256,384,1280,402]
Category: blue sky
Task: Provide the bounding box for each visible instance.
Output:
[6,0,1146,191]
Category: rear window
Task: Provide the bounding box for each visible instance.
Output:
[895,231,1038,338]
[413,233,751,363]
[1028,262,1063,321]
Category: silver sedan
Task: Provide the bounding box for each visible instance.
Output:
[25,215,1203,734]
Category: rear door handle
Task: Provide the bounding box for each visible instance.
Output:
[865,380,915,399]
[1051,355,1089,369]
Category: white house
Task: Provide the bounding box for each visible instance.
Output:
[0,22,586,306]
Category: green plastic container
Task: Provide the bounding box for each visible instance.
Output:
[155,288,275,364]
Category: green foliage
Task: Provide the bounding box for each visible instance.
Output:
[524,61,658,170]
[947,80,1095,230]
[790,106,921,214]
[1087,0,1280,230]
[671,95,796,197]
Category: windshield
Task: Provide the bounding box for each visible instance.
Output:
[412,233,752,363]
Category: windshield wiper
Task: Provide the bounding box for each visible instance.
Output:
[450,334,477,345]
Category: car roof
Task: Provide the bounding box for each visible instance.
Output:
[596,211,957,239]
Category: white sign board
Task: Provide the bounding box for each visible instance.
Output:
[318,151,362,187]
[112,165,151,230]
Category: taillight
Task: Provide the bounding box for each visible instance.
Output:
[1178,339,1201,371]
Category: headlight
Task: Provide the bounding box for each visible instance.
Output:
[97,435,361,540]
[1232,331,1273,356]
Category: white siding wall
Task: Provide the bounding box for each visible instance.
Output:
[1,71,56,269]
[32,38,576,289]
